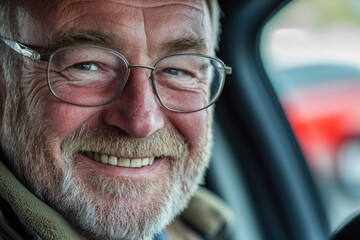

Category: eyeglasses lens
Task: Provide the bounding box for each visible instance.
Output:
[47,46,225,112]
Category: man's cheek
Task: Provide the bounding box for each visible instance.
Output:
[171,110,208,142]
[41,103,101,142]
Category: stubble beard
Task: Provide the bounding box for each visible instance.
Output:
[0,88,213,239]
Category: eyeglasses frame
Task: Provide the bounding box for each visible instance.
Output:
[0,37,232,113]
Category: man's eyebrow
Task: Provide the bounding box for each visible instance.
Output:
[161,37,209,54]
[50,31,115,49]
[49,33,209,55]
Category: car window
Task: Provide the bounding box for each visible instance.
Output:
[261,0,360,230]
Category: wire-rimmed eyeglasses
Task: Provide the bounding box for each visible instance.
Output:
[0,37,232,113]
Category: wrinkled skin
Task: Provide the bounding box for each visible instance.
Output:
[0,1,214,239]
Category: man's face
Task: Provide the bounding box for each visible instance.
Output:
[0,1,214,239]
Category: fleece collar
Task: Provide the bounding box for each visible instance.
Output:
[0,159,232,240]
[0,161,171,240]
[0,161,84,239]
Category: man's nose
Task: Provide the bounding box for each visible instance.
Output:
[101,67,165,138]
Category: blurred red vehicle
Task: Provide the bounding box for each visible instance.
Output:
[272,64,360,189]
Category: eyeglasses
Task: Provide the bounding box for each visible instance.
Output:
[0,38,232,113]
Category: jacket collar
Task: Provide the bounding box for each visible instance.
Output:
[0,160,84,239]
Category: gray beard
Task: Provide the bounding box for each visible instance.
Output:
[0,99,212,239]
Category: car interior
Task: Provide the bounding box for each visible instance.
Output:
[207,0,360,239]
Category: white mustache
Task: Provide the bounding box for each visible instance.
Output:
[61,125,188,162]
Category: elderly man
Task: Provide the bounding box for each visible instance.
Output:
[0,0,232,239]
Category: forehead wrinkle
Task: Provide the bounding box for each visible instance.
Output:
[141,2,210,55]
[43,1,210,56]
[60,0,204,10]
[54,0,204,20]
[51,2,141,35]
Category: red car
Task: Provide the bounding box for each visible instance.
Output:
[273,64,360,182]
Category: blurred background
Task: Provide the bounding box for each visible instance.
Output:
[261,0,360,230]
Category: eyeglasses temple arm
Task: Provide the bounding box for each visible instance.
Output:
[0,38,42,61]
[225,66,232,75]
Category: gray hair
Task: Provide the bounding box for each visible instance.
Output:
[0,1,11,36]
[206,0,222,49]
[0,0,20,87]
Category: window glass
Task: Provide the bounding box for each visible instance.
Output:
[261,0,360,230]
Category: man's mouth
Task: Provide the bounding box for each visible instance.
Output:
[82,151,155,168]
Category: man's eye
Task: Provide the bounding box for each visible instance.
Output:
[72,62,99,71]
[162,68,186,76]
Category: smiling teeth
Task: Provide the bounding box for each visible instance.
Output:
[85,152,155,168]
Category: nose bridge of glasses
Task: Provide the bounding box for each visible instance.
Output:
[128,64,155,72]
[125,64,156,97]
[127,64,155,81]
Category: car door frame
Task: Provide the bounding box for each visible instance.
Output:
[211,0,331,239]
